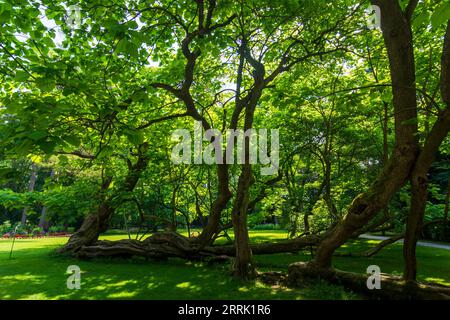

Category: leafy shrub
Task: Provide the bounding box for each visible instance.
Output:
[14,223,29,235]
[48,225,65,233]
[0,220,12,234]
[0,189,26,210]
[421,203,450,241]
[32,227,42,236]
[250,223,283,230]
[423,221,450,242]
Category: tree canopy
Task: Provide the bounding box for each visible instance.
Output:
[1,0,450,298]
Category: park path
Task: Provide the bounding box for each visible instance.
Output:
[359,234,450,251]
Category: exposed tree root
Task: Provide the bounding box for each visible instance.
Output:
[287,262,450,300]
[257,271,287,286]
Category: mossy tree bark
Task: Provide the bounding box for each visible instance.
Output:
[229,39,266,280]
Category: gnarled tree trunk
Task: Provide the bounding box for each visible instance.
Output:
[60,143,150,253]
[73,231,321,259]
[195,164,232,247]
[231,163,256,279]
[305,0,420,270]
[404,20,450,281]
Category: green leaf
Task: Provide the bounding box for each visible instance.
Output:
[64,135,80,147]
[0,168,13,177]
[381,91,391,103]
[126,20,138,30]
[36,77,56,92]
[124,129,144,145]
[115,38,128,54]
[413,10,430,28]
[27,131,47,141]
[431,2,450,29]
[38,139,56,154]
[14,140,33,155]
[127,41,139,58]
[58,155,69,164]
[14,70,30,82]
[115,38,139,57]
[0,1,12,14]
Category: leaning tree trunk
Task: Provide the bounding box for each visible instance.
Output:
[403,109,450,281]
[60,199,114,253]
[60,143,150,253]
[382,100,391,236]
[228,43,265,279]
[302,0,420,269]
[404,20,450,282]
[196,163,232,248]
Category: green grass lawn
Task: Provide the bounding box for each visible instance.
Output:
[0,230,449,300]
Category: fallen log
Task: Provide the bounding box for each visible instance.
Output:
[75,232,204,259]
[287,262,450,300]
[204,234,321,256]
[69,231,321,260]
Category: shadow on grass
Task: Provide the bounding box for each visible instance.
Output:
[0,245,358,300]
[2,236,448,300]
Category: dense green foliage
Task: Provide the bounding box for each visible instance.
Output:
[0,0,449,297]
[1,0,448,240]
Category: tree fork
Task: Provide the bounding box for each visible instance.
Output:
[308,0,420,269]
[403,20,450,282]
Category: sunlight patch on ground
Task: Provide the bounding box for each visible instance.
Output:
[238,286,249,292]
[20,293,51,300]
[0,273,44,281]
[0,233,448,300]
[108,280,138,287]
[91,285,107,291]
[107,291,137,298]
[176,281,201,292]
[147,282,159,289]
[423,277,450,286]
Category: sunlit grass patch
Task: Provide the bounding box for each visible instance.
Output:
[0,230,448,299]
